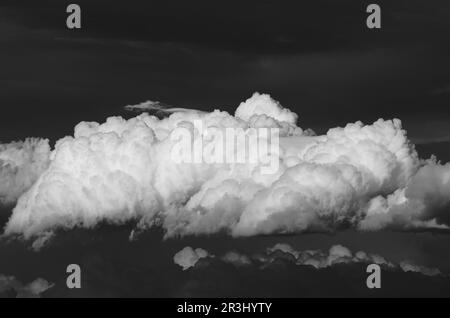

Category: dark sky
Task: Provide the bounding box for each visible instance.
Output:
[2,223,450,297]
[1,0,450,154]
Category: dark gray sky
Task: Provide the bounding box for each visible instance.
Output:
[1,0,450,151]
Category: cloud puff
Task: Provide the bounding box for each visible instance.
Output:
[221,251,252,267]
[399,261,442,277]
[2,92,450,243]
[235,92,298,125]
[0,138,51,206]
[173,246,210,270]
[0,275,53,298]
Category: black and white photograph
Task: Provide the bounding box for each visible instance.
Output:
[1,0,450,304]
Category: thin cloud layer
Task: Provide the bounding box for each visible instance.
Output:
[1,93,450,243]
[174,243,443,277]
[124,100,205,115]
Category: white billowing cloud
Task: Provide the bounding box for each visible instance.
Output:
[231,118,419,236]
[5,116,162,237]
[0,138,51,206]
[2,92,450,243]
[0,275,53,298]
[173,246,210,270]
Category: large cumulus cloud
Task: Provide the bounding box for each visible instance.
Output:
[2,92,450,243]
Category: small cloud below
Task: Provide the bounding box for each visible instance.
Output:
[174,243,444,277]
[0,275,53,298]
